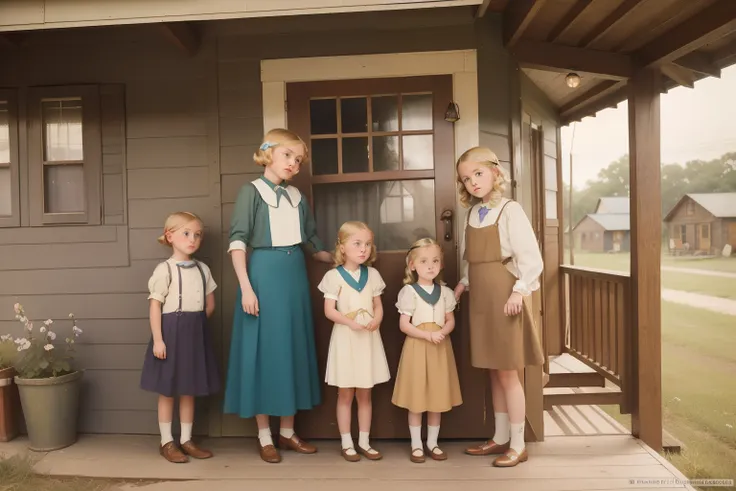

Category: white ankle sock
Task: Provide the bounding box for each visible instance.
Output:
[426,425,440,450]
[258,427,273,447]
[159,422,173,446]
[358,431,370,450]
[493,412,510,444]
[510,422,525,453]
[180,422,193,444]
[280,427,294,439]
[409,425,422,451]
[341,433,356,455]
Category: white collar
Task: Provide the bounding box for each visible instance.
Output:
[252,178,302,208]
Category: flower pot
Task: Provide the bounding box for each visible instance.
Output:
[0,367,19,442]
[15,370,83,451]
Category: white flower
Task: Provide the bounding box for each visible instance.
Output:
[44,319,53,326]
[727,424,733,429]
[16,339,31,351]
[0,334,12,342]
[68,313,74,319]
[44,344,54,351]
[13,303,21,314]
[25,321,33,332]
[19,316,27,324]
[47,331,56,341]
[14,338,26,345]
[40,326,47,333]
[73,326,83,336]
[673,397,681,402]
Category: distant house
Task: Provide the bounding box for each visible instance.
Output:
[664,193,736,255]
[573,197,630,253]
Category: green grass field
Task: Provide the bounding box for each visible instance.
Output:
[600,301,736,491]
[567,251,736,274]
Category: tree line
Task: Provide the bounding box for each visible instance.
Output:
[563,151,736,226]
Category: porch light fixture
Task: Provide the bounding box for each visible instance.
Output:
[444,101,460,122]
[565,72,581,88]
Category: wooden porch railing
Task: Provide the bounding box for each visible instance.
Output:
[561,265,634,414]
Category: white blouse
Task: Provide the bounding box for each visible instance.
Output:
[459,198,543,297]
[148,258,217,314]
[396,284,456,327]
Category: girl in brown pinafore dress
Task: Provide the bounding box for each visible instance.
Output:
[453,147,544,468]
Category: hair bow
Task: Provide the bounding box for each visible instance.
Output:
[260,141,277,151]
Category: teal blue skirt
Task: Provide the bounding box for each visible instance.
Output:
[223,246,321,418]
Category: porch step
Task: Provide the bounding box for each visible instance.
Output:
[543,385,622,410]
[547,353,606,388]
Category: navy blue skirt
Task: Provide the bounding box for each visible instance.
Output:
[140,311,220,397]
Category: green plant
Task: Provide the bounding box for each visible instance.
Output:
[10,303,83,379]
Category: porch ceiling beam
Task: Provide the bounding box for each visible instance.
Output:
[672,51,721,78]
[660,63,696,89]
[634,0,736,68]
[578,0,640,47]
[547,0,593,43]
[511,40,632,80]
[159,22,200,57]
[503,0,547,47]
[559,80,620,118]
[560,82,626,125]
[475,0,492,18]
[628,67,663,452]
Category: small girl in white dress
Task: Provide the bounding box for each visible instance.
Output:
[317,221,390,462]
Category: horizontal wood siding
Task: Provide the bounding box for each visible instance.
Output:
[0,30,221,435]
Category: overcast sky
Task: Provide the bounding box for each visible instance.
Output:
[560,64,736,189]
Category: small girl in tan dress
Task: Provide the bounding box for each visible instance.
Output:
[392,237,462,464]
[453,146,544,468]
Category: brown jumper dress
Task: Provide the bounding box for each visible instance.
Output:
[463,201,544,370]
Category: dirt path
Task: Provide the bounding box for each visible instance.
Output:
[662,266,736,279]
[662,289,736,316]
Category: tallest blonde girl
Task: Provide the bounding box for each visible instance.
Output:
[453,146,544,468]
[224,129,332,464]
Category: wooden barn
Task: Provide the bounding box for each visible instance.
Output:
[573,197,630,252]
[2,1,736,468]
[664,192,736,255]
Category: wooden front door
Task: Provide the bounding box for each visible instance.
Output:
[286,75,491,439]
[698,223,711,252]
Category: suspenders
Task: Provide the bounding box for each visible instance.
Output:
[164,261,207,314]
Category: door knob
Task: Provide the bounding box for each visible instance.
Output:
[440,209,453,241]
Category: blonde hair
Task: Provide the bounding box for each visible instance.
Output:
[333,221,377,267]
[403,237,445,285]
[157,212,203,246]
[456,146,511,208]
[253,128,309,168]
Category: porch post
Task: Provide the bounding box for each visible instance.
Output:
[627,68,663,451]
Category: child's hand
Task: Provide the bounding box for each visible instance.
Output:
[504,292,523,316]
[365,320,380,332]
[242,288,259,316]
[453,283,466,302]
[427,332,444,344]
[349,320,365,331]
[153,340,167,360]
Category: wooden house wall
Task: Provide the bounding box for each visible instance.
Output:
[574,217,606,252]
[665,197,720,253]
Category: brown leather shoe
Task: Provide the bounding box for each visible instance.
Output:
[160,442,188,463]
[279,434,317,454]
[357,445,382,461]
[181,440,213,459]
[493,448,528,467]
[341,447,361,462]
[427,446,447,461]
[464,440,510,456]
[258,441,282,463]
[409,448,425,464]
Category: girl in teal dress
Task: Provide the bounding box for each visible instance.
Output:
[224,128,333,463]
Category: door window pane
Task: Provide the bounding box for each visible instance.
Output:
[310,99,337,135]
[545,155,557,191]
[371,96,398,132]
[373,136,399,172]
[0,166,10,216]
[0,102,9,163]
[401,94,432,131]
[402,134,434,170]
[44,164,85,213]
[43,99,84,162]
[340,97,367,134]
[545,190,557,220]
[312,139,338,175]
[313,179,435,251]
[342,137,369,173]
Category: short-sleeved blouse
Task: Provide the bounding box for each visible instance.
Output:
[227,176,325,255]
[396,283,456,326]
[318,266,385,323]
[148,258,217,314]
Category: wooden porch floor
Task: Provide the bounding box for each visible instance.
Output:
[1,434,695,491]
